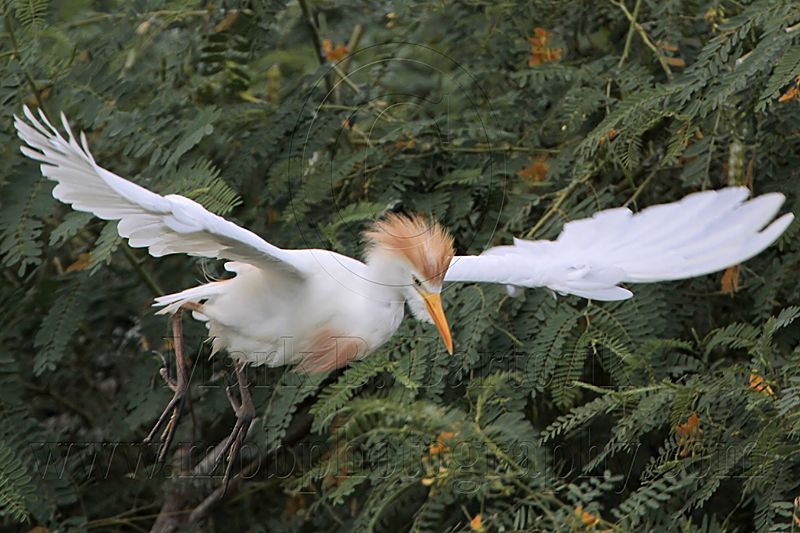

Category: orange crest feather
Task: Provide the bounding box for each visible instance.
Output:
[364,213,455,285]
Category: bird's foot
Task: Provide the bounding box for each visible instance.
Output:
[214,365,255,493]
[143,371,187,463]
[143,310,190,463]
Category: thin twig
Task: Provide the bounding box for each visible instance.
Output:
[340,24,363,74]
[65,13,115,29]
[608,0,673,79]
[123,246,163,296]
[149,406,315,532]
[606,0,641,113]
[623,162,660,207]
[702,109,722,189]
[523,172,593,239]
[331,64,362,94]
[618,0,641,68]
[298,0,324,67]
[298,0,333,96]
[334,24,364,103]
[4,14,47,111]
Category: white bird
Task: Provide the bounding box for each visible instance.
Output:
[14,106,794,486]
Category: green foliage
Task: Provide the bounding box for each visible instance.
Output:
[0,0,799,530]
[13,0,47,30]
[32,273,89,375]
[0,173,49,275]
[0,438,35,523]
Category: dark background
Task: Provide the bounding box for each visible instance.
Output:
[0,1,799,531]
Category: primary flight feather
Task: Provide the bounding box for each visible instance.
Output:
[446,187,793,301]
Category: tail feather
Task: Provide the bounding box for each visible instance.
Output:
[153,282,226,315]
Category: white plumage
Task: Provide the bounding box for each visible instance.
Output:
[15,106,406,371]
[446,187,793,301]
[15,106,303,277]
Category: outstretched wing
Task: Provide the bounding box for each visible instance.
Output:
[15,106,304,279]
[445,188,794,301]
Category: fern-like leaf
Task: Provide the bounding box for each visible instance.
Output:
[33,275,89,375]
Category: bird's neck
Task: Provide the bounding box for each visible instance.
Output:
[364,249,411,297]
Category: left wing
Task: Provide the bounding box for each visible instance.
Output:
[14,106,305,279]
[445,187,794,301]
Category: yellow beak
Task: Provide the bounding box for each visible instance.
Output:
[420,290,453,354]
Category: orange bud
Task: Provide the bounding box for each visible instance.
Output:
[779,86,800,103]
[517,155,549,182]
[470,514,484,532]
[749,372,775,396]
[721,264,740,295]
[322,39,349,62]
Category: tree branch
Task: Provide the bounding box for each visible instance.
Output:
[298,0,325,67]
[149,410,314,532]
[608,0,673,80]
[187,412,314,524]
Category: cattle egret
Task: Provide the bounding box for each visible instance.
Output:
[14,106,794,486]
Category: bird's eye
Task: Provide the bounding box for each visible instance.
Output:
[412,276,422,287]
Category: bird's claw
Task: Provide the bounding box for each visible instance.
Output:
[143,386,187,463]
[225,383,241,412]
[214,369,255,493]
[158,366,179,391]
[144,310,189,464]
[219,404,254,493]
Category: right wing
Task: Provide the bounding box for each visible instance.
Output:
[445,187,793,300]
[15,106,304,279]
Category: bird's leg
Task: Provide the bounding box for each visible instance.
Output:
[143,304,198,462]
[214,360,255,492]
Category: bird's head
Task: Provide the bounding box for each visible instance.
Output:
[364,213,455,354]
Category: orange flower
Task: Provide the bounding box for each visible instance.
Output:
[66,252,91,272]
[779,86,800,103]
[214,10,240,33]
[598,129,618,146]
[721,264,740,295]
[394,134,417,150]
[517,155,549,182]
[322,39,349,62]
[422,431,457,488]
[529,27,549,48]
[470,514,485,532]
[665,56,686,67]
[429,431,457,455]
[749,372,775,397]
[527,28,562,67]
[658,41,686,67]
[778,76,800,103]
[675,414,702,458]
[575,506,601,528]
